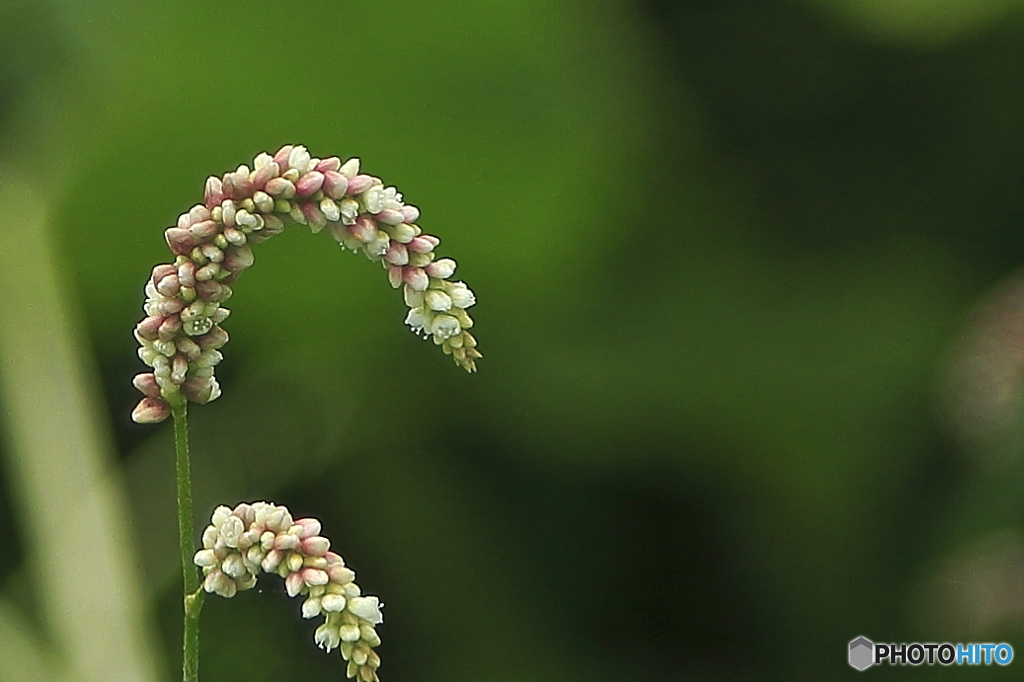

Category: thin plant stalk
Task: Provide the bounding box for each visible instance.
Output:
[171,396,203,682]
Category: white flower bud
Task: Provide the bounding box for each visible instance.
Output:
[347,596,383,624]
[315,623,341,651]
[425,290,452,312]
[321,593,346,612]
[302,596,323,619]
[339,157,360,178]
[430,314,461,340]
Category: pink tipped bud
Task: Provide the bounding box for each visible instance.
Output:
[329,564,356,585]
[165,227,195,255]
[151,264,176,286]
[403,266,429,291]
[158,315,183,339]
[375,207,405,225]
[177,261,197,288]
[384,242,409,265]
[132,397,171,424]
[295,518,322,538]
[401,205,420,223]
[345,174,374,195]
[272,145,294,168]
[189,205,212,223]
[301,202,327,231]
[156,298,186,316]
[132,373,161,398]
[156,273,181,298]
[170,354,188,385]
[426,258,457,279]
[189,220,219,241]
[387,264,403,288]
[182,375,216,404]
[264,177,296,198]
[251,161,280,190]
[229,166,254,198]
[274,534,301,551]
[196,325,229,351]
[137,317,164,342]
[302,536,330,556]
[196,280,231,302]
[301,567,329,587]
[349,215,377,243]
[295,171,325,196]
[204,176,225,209]
[285,571,305,597]
[407,235,439,254]
[315,156,342,172]
[322,170,349,199]
[222,245,255,274]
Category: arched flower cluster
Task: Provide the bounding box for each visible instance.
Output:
[194,501,383,682]
[132,145,480,423]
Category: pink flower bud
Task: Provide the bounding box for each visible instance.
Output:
[296,171,325,196]
[401,205,420,223]
[315,156,342,172]
[387,264,403,288]
[272,145,293,167]
[189,220,219,240]
[137,317,164,342]
[182,375,216,404]
[302,567,329,587]
[403,266,429,291]
[294,517,322,538]
[158,315,183,339]
[407,236,438,254]
[301,202,327,230]
[156,298,185,316]
[384,242,408,265]
[375,208,404,225]
[426,258,456,279]
[177,261,197,288]
[251,161,280,190]
[285,571,305,597]
[322,170,349,199]
[196,325,229,351]
[151,263,176,285]
[196,280,231,302]
[156,273,181,297]
[204,176,225,209]
[175,336,202,360]
[132,373,161,398]
[165,227,195,255]
[302,536,331,556]
[345,174,374,195]
[348,215,378,243]
[229,166,254,198]
[189,205,212,223]
[132,397,171,424]
[274,534,301,551]
[264,177,297,198]
[222,245,255,274]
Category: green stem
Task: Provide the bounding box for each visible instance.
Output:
[172,397,203,682]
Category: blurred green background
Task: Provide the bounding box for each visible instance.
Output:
[4,0,1024,680]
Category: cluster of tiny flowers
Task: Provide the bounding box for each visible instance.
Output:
[132,144,481,423]
[194,501,383,682]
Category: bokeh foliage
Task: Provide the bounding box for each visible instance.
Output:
[4,0,1024,680]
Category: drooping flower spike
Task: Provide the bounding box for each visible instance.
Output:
[132,145,480,423]
[194,502,383,682]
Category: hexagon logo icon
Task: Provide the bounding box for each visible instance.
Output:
[849,636,874,670]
